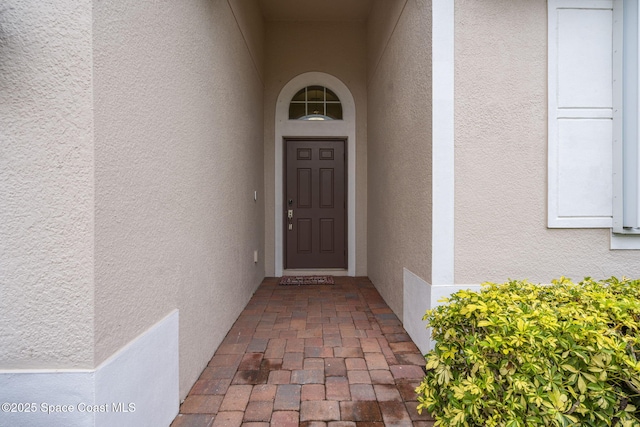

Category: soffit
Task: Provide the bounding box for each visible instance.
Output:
[258,0,374,22]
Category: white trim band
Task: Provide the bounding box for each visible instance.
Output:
[0,310,179,427]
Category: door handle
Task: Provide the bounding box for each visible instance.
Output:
[288,209,294,219]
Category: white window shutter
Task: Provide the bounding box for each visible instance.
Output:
[548,0,614,228]
[614,0,640,234]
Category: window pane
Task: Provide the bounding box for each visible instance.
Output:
[307,86,324,102]
[289,86,342,120]
[289,103,306,119]
[307,102,324,116]
[291,88,306,102]
[326,103,343,120]
[325,88,339,102]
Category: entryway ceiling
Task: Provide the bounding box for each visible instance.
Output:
[258,0,374,22]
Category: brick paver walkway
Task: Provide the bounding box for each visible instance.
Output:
[171,276,434,427]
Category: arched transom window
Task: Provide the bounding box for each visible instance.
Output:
[289,86,343,120]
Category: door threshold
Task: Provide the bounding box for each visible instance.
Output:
[283,269,349,277]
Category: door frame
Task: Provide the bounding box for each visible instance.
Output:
[274,72,356,276]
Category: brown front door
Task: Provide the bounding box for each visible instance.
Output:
[285,139,347,269]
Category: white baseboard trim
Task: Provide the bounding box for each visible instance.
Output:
[403,269,483,354]
[0,370,96,427]
[402,268,431,355]
[0,310,179,427]
[95,309,179,427]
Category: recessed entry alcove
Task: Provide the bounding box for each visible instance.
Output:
[274,72,357,277]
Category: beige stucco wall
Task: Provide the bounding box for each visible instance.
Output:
[93,0,265,397]
[263,21,368,276]
[367,0,407,83]
[367,0,433,318]
[454,0,640,284]
[0,1,95,369]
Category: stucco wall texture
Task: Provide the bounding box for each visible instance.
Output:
[93,0,265,397]
[367,0,433,318]
[263,21,368,276]
[0,1,95,368]
[454,0,640,284]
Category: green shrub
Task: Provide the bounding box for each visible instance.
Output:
[416,277,640,427]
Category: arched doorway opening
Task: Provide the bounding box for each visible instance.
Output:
[274,72,356,276]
